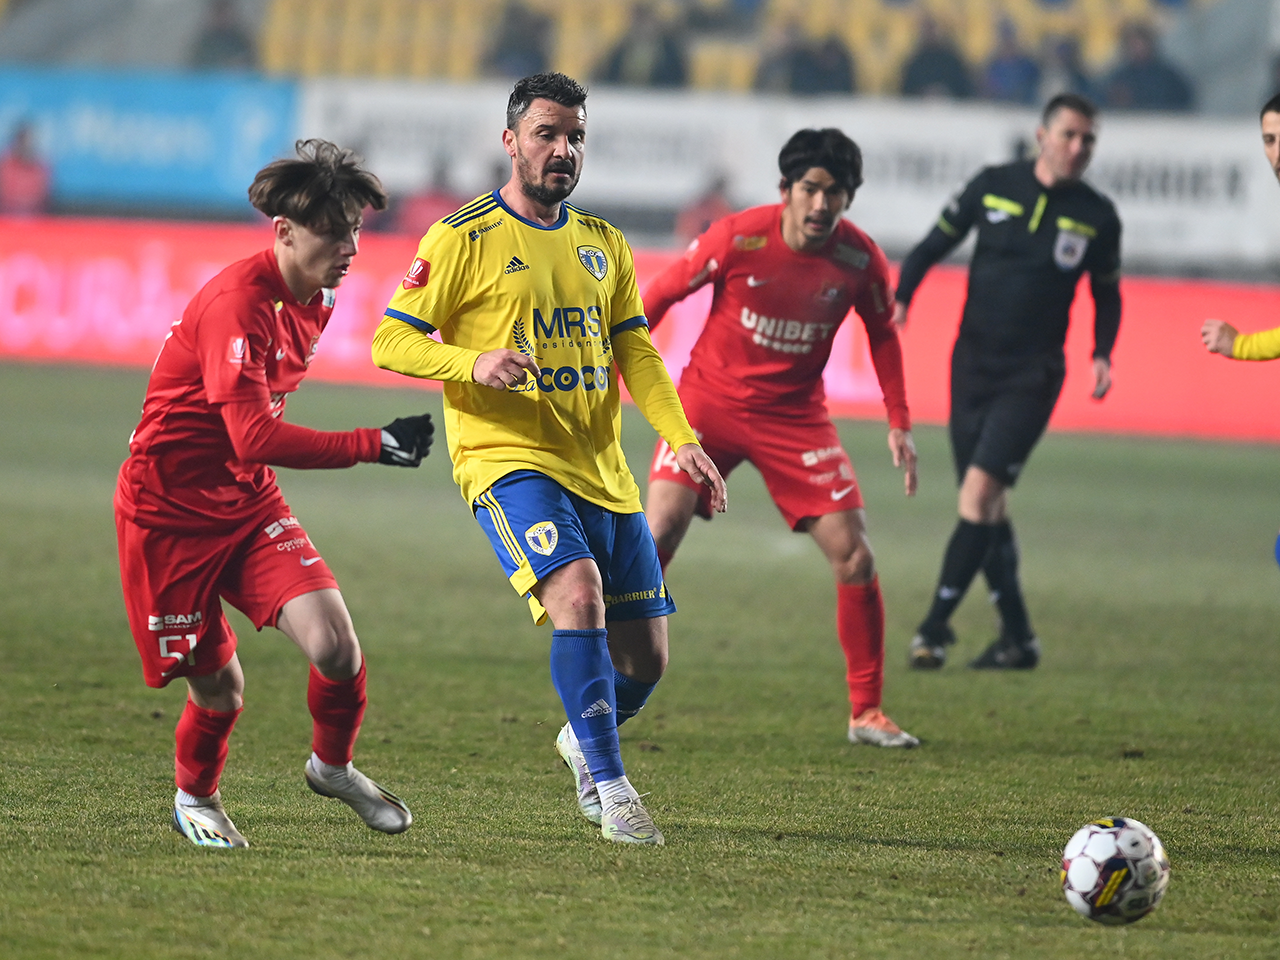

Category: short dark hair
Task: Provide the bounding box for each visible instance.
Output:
[777,128,863,195]
[1042,93,1097,127]
[506,72,589,130]
[1260,93,1280,120]
[248,139,386,236]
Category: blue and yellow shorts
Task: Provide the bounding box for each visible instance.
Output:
[473,470,676,625]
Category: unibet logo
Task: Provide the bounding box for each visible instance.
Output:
[525,521,558,556]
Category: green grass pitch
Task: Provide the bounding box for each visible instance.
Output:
[1,360,1278,959]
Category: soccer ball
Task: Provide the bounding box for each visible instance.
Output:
[1060,817,1170,925]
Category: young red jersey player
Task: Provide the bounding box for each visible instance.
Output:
[115,139,435,848]
[644,128,921,747]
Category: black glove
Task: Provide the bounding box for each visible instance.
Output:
[379,413,434,467]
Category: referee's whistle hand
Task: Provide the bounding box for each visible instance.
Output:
[474,349,540,390]
[676,443,727,513]
[889,428,918,497]
[1090,357,1113,400]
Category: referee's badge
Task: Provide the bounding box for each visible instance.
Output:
[1053,230,1089,270]
[577,245,608,281]
[525,521,559,556]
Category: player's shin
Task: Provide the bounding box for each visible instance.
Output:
[838,578,885,717]
[175,699,242,797]
[982,520,1034,643]
[612,669,658,727]
[921,519,995,632]
[550,629,635,803]
[307,662,367,765]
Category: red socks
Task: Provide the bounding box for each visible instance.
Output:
[307,662,367,766]
[837,578,885,718]
[174,699,241,797]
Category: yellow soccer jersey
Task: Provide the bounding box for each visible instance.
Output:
[378,191,676,512]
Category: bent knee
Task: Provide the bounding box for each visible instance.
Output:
[307,623,362,679]
[833,545,876,585]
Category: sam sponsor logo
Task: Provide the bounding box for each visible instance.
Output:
[263,516,302,539]
[801,446,843,467]
[148,611,203,631]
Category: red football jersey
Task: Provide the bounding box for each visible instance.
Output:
[645,205,909,427]
[116,249,380,529]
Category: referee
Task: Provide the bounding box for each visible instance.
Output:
[894,93,1121,670]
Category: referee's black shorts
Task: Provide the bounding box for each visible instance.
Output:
[948,339,1065,487]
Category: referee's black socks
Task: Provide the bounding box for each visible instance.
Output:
[982,520,1034,644]
[919,519,993,637]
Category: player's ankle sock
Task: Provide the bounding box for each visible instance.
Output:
[595,774,640,808]
[175,788,215,806]
[174,699,242,797]
[613,669,658,727]
[982,520,1034,642]
[550,628,624,783]
[837,577,885,718]
[307,662,367,766]
[920,519,995,634]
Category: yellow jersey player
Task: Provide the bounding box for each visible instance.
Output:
[1201,92,1280,569]
[1200,95,1280,365]
[371,73,726,846]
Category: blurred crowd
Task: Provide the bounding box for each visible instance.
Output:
[176,0,1198,112]
[473,1,1195,111]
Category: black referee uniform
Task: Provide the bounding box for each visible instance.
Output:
[897,157,1121,667]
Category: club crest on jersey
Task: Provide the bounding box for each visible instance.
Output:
[525,521,559,556]
[577,245,608,281]
[402,258,430,289]
[733,234,767,251]
[228,337,247,364]
[1053,230,1089,270]
[305,334,320,367]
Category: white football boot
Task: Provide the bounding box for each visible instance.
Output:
[172,790,249,848]
[555,722,603,825]
[304,756,412,834]
[600,795,664,846]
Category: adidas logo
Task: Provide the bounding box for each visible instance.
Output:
[504,256,530,274]
[580,699,613,719]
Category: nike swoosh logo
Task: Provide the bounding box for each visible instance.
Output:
[276,349,286,360]
[746,275,769,287]
[831,485,856,500]
[300,556,323,566]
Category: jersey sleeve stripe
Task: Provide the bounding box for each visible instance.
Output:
[610,315,648,335]
[384,308,437,333]
[442,193,499,225]
[447,205,503,229]
[937,215,959,237]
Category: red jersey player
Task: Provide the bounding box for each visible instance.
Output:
[114,140,435,848]
[645,128,920,748]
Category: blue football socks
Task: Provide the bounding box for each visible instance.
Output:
[612,669,658,727]
[549,629,624,783]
